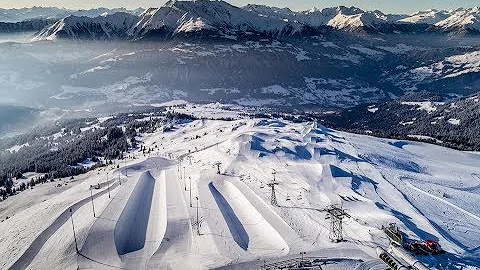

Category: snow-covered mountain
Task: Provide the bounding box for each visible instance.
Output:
[244,4,480,34]
[33,0,303,41]
[33,12,139,41]
[0,7,144,23]
[243,5,401,31]
[323,7,391,30]
[119,0,302,40]
[434,7,480,34]
[396,7,480,34]
[30,1,480,41]
[399,9,451,25]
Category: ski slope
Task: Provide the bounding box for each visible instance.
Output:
[1,116,479,270]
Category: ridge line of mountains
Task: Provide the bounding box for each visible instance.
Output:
[1,1,479,40]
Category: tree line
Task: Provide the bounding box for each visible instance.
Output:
[0,110,196,200]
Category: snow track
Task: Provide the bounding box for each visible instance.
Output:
[78,169,142,269]
[406,182,480,223]
[209,182,250,250]
[146,169,192,269]
[118,169,168,269]
[7,180,124,270]
[229,180,298,246]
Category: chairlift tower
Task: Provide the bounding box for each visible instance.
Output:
[193,196,200,235]
[187,155,193,165]
[325,204,350,243]
[268,169,279,206]
[214,162,222,174]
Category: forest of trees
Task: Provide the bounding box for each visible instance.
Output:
[0,125,132,198]
[0,109,196,199]
[321,93,480,151]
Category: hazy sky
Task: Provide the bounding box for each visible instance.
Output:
[2,0,479,14]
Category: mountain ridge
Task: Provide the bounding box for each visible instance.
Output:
[27,1,480,41]
[0,6,145,23]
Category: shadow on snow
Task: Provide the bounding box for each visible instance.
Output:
[114,171,155,256]
[209,182,249,250]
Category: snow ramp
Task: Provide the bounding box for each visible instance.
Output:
[229,180,297,247]
[210,181,289,256]
[115,171,156,255]
[209,182,249,250]
[7,180,124,270]
[146,169,192,269]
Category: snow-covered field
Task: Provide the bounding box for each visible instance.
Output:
[1,115,479,269]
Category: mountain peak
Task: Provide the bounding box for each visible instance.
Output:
[34,12,139,41]
[306,7,319,13]
[336,6,364,15]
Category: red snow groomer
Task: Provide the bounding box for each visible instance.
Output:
[405,239,446,255]
[383,223,445,255]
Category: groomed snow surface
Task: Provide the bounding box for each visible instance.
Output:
[1,117,479,270]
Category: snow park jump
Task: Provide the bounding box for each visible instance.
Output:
[209,181,249,250]
[114,171,155,255]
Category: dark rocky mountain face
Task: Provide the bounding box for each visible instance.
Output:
[0,19,55,33]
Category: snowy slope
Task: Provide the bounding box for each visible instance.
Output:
[128,0,303,40]
[392,50,480,85]
[1,109,479,269]
[434,7,480,33]
[33,12,140,41]
[322,92,480,151]
[399,9,451,25]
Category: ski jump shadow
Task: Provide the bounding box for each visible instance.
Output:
[209,182,249,250]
